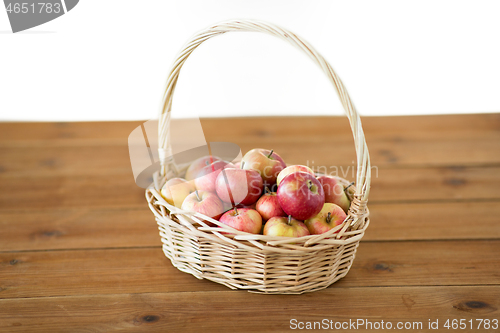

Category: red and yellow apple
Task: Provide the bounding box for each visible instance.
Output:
[194,160,235,192]
[277,171,325,220]
[181,190,225,221]
[263,215,310,237]
[185,155,222,181]
[241,148,286,184]
[215,167,263,206]
[160,177,196,208]
[304,203,347,235]
[255,188,286,221]
[316,175,351,213]
[276,165,314,186]
[219,207,262,234]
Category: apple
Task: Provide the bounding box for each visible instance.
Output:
[215,167,263,206]
[181,190,225,221]
[194,160,235,192]
[304,203,347,235]
[276,165,314,186]
[255,187,286,221]
[263,215,310,237]
[219,207,262,234]
[316,175,351,213]
[277,171,325,220]
[160,177,195,208]
[241,148,286,184]
[185,155,222,181]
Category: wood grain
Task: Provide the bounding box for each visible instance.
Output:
[365,200,500,241]
[0,286,498,332]
[1,241,498,299]
[2,114,498,144]
[0,208,159,252]
[343,240,500,288]
[1,201,499,252]
[0,121,140,144]
[2,138,500,178]
[1,115,499,332]
[1,166,499,210]
[1,115,499,178]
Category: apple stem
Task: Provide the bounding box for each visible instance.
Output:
[326,212,332,224]
[194,190,201,201]
[265,186,270,195]
[288,215,292,226]
[240,161,245,169]
[267,149,274,158]
[344,182,355,193]
[233,206,239,215]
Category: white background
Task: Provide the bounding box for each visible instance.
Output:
[0,0,499,121]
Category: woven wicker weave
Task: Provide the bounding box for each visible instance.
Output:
[146,19,371,294]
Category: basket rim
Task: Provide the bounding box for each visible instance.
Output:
[147,171,369,252]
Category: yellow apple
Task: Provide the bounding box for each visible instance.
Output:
[160,178,195,208]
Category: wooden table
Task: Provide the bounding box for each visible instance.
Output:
[1,114,499,332]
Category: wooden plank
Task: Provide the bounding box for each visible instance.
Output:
[365,201,500,241]
[1,166,499,210]
[0,173,145,209]
[2,137,500,179]
[369,166,500,202]
[1,116,499,177]
[0,286,498,332]
[1,201,499,252]
[0,121,141,144]
[1,114,498,144]
[1,241,498,299]
[342,240,500,288]
[0,145,132,177]
[0,208,159,252]
[0,248,228,299]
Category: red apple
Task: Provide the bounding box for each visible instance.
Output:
[160,177,195,208]
[185,155,222,181]
[316,175,351,213]
[215,167,263,206]
[181,190,225,221]
[277,165,314,186]
[255,187,286,221]
[219,207,262,234]
[277,171,325,220]
[241,148,286,184]
[263,215,310,237]
[304,203,347,235]
[194,160,235,192]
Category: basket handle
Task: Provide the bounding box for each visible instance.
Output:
[158,19,371,205]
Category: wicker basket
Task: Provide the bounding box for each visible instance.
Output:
[145,19,371,294]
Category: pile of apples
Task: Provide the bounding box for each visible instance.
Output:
[160,148,351,237]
